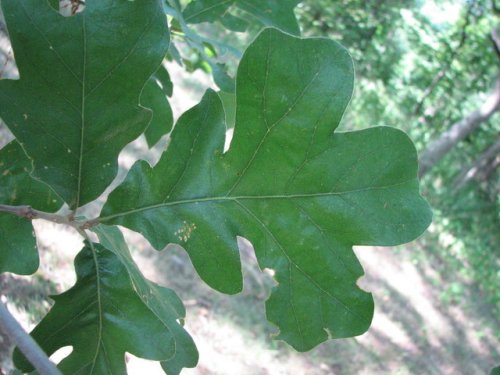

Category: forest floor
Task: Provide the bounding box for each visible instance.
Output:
[0,64,499,374]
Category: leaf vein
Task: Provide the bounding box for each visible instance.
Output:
[234,200,360,318]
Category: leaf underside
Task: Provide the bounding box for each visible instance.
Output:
[0,141,62,275]
[0,0,169,208]
[101,28,432,351]
[15,226,197,375]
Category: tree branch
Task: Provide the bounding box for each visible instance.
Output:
[0,204,71,224]
[419,74,500,177]
[490,26,500,60]
[0,204,98,229]
[0,300,62,375]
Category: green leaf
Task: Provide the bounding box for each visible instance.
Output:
[236,0,302,34]
[183,0,234,24]
[142,76,174,148]
[220,13,248,32]
[218,91,236,129]
[102,91,242,295]
[154,65,174,97]
[210,62,235,93]
[100,28,432,350]
[14,236,196,374]
[92,225,198,375]
[0,141,62,275]
[183,0,301,34]
[0,0,169,208]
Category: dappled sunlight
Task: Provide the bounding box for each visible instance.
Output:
[50,346,73,364]
[32,221,82,288]
[353,245,498,374]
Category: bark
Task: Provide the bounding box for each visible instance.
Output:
[0,301,62,375]
[453,140,500,191]
[419,75,500,177]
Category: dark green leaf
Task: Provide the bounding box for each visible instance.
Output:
[0,216,37,275]
[211,62,235,93]
[142,77,174,148]
[0,0,169,208]
[46,0,58,11]
[154,65,174,97]
[0,141,62,274]
[220,13,248,32]
[183,0,234,24]
[93,225,198,375]
[236,0,301,34]
[100,29,432,350]
[102,91,242,295]
[14,237,195,374]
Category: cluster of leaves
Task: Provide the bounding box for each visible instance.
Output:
[0,0,431,373]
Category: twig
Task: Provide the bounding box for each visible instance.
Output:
[0,204,71,224]
[0,204,99,229]
[0,300,62,375]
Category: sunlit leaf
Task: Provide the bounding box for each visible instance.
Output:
[100,28,432,350]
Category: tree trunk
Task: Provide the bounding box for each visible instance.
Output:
[419,75,500,177]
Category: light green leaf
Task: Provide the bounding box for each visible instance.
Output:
[218,91,236,129]
[14,238,195,374]
[0,0,169,208]
[100,28,432,350]
[0,141,62,275]
[183,0,301,34]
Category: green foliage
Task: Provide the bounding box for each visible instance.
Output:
[101,29,431,350]
[0,0,169,208]
[14,233,196,374]
[0,141,62,275]
[183,0,301,34]
[142,68,174,147]
[0,0,433,373]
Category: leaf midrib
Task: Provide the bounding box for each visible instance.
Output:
[100,179,413,222]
